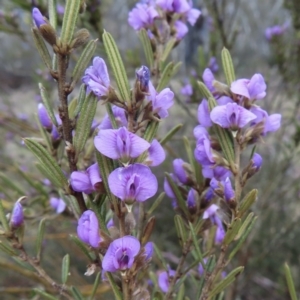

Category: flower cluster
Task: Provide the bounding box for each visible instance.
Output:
[265,23,288,41]
[128,0,201,40]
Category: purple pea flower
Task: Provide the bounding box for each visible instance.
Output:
[38,103,52,130]
[210,103,257,130]
[70,163,102,194]
[208,57,219,73]
[193,125,209,141]
[50,197,66,214]
[231,74,267,101]
[94,127,150,160]
[144,139,166,166]
[56,4,65,15]
[202,166,231,181]
[158,269,176,293]
[265,24,288,40]
[223,177,235,202]
[186,7,201,26]
[164,173,180,199]
[198,99,212,127]
[173,158,189,184]
[98,106,128,130]
[108,164,158,204]
[128,3,158,30]
[82,57,110,98]
[144,241,153,260]
[11,202,24,227]
[181,83,193,97]
[202,68,215,93]
[107,218,114,228]
[204,187,214,202]
[198,258,208,275]
[157,0,190,13]
[102,236,141,272]
[174,20,188,40]
[187,188,197,209]
[32,8,46,28]
[250,106,281,134]
[194,134,215,166]
[77,210,101,248]
[136,65,150,92]
[148,81,174,118]
[252,153,263,170]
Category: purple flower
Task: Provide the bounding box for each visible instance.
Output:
[164,173,180,199]
[157,0,190,13]
[223,177,235,202]
[198,99,212,128]
[148,81,174,118]
[144,242,153,260]
[198,258,208,275]
[194,134,215,166]
[265,24,288,40]
[158,269,176,293]
[231,74,267,101]
[202,166,231,181]
[94,127,150,160]
[70,163,102,194]
[136,65,150,92]
[82,57,110,98]
[186,8,201,26]
[187,188,197,209]
[77,210,101,248]
[173,158,189,184]
[193,125,209,141]
[174,20,188,40]
[202,68,215,93]
[56,4,64,15]
[38,103,52,130]
[181,83,193,97]
[204,187,214,202]
[128,3,158,30]
[108,164,158,203]
[210,103,257,130]
[107,218,114,228]
[98,106,127,130]
[208,57,219,73]
[252,153,262,170]
[50,197,66,214]
[250,106,281,134]
[11,202,24,227]
[144,139,166,166]
[102,236,141,272]
[32,8,46,28]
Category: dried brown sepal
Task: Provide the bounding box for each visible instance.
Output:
[39,24,57,45]
[141,216,155,245]
[71,28,90,48]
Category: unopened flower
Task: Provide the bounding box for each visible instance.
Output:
[208,57,219,73]
[186,7,201,26]
[265,24,288,40]
[38,103,52,130]
[148,81,174,118]
[174,20,188,40]
[102,236,141,272]
[181,83,193,97]
[128,3,158,30]
[82,57,110,98]
[107,218,114,228]
[164,173,180,199]
[173,158,189,184]
[210,103,257,130]
[77,210,101,248]
[108,164,158,203]
[144,139,166,166]
[32,8,46,28]
[11,202,24,227]
[187,188,197,209]
[98,106,127,130]
[202,68,216,93]
[198,99,212,127]
[252,153,263,170]
[158,269,176,293]
[136,65,150,92]
[223,177,235,202]
[202,166,231,181]
[50,197,66,214]
[194,134,215,166]
[94,127,150,160]
[157,0,190,13]
[231,74,267,101]
[144,242,153,260]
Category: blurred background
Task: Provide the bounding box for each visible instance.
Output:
[0,0,299,299]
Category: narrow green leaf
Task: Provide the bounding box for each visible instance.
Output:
[176,284,185,300]
[174,215,187,246]
[208,266,244,298]
[153,243,168,270]
[197,81,214,99]
[0,200,9,232]
[39,83,58,127]
[68,98,78,120]
[61,254,70,284]
[31,28,52,70]
[188,222,203,265]
[153,291,164,300]
[138,28,154,68]
[228,216,257,261]
[74,94,98,155]
[103,31,130,103]
[161,37,177,62]
[71,286,85,300]
[0,241,17,256]
[223,218,242,245]
[0,172,26,196]
[74,84,86,116]
[48,0,58,29]
[61,0,81,44]
[90,272,101,300]
[165,173,190,217]
[235,212,254,240]
[160,124,183,146]
[106,272,122,300]
[238,189,257,217]
[284,263,298,300]
[144,121,159,142]
[71,40,97,88]
[36,218,46,261]
[157,61,175,92]
[33,289,58,300]
[70,235,93,261]
[148,192,165,215]
[24,139,68,189]
[221,48,235,85]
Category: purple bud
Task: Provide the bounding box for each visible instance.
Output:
[32,8,46,28]
[181,83,193,97]
[50,197,66,214]
[252,153,262,170]
[164,173,180,199]
[208,57,219,73]
[145,139,166,167]
[107,218,114,228]
[223,177,235,202]
[158,269,176,293]
[77,210,101,248]
[204,187,214,202]
[11,202,24,227]
[128,3,158,30]
[198,99,212,128]
[144,241,153,260]
[136,65,150,92]
[173,158,189,184]
[38,103,52,130]
[187,188,197,209]
[174,20,188,40]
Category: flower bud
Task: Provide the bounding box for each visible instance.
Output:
[173,159,191,185]
[10,202,24,228]
[71,28,90,48]
[38,103,52,130]
[252,153,263,170]
[144,242,153,261]
[32,8,46,28]
[136,65,150,93]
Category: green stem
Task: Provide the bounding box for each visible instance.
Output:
[234,137,242,203]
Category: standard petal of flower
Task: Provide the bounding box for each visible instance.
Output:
[128,132,151,158]
[174,20,188,40]
[146,139,166,166]
[94,129,119,159]
[230,79,250,99]
[70,171,93,194]
[197,99,212,127]
[93,57,110,88]
[173,158,189,184]
[265,114,281,133]
[247,74,267,100]
[102,244,118,272]
[187,8,201,25]
[87,163,102,187]
[193,125,209,140]
[155,88,174,118]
